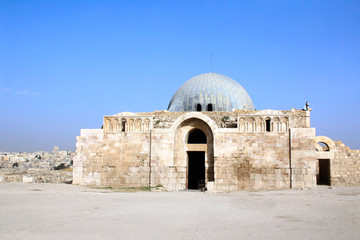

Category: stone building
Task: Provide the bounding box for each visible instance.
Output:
[73,73,360,192]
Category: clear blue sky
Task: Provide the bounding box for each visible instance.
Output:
[1,0,359,152]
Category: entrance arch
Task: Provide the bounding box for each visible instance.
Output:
[174,118,214,190]
[315,136,335,186]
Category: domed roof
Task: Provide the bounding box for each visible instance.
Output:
[168,73,255,112]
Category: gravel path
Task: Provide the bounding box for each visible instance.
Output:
[0,183,359,240]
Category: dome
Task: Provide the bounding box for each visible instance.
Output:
[168,73,255,112]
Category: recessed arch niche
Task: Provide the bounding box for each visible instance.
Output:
[174,118,214,189]
[188,128,207,144]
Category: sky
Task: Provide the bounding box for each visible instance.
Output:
[1,0,360,152]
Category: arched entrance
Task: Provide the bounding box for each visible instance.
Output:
[316,142,331,185]
[173,117,214,190]
[187,128,207,189]
[315,136,335,186]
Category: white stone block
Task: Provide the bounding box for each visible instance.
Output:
[206,181,214,192]
[23,176,34,183]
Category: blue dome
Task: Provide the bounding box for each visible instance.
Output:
[168,73,255,112]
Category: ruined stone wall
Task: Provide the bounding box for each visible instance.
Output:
[289,109,308,128]
[0,169,72,183]
[73,129,103,185]
[331,142,360,186]
[213,131,291,192]
[152,112,183,128]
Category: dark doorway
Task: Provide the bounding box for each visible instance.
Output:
[207,104,213,111]
[188,129,207,144]
[266,119,271,132]
[122,120,126,132]
[187,151,205,189]
[196,104,202,111]
[317,159,330,185]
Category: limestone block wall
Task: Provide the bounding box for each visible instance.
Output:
[150,166,187,191]
[74,129,151,187]
[149,129,188,191]
[74,110,313,191]
[73,129,103,186]
[213,131,291,192]
[290,128,317,189]
[331,142,360,186]
[100,132,151,187]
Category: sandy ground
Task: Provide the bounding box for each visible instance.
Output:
[0,183,359,240]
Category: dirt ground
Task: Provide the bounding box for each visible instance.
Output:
[0,183,359,240]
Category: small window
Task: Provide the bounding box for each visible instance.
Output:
[266,119,271,132]
[122,120,126,132]
[196,104,202,111]
[207,104,213,111]
[316,142,330,152]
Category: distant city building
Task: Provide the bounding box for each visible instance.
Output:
[0,148,74,184]
[73,72,360,192]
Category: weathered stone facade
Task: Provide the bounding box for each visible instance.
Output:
[315,136,360,186]
[73,72,359,192]
[72,108,359,192]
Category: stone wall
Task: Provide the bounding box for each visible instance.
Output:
[0,169,72,183]
[73,109,320,191]
[150,166,187,191]
[289,109,308,128]
[73,129,103,185]
[213,131,292,192]
[149,128,180,191]
[101,133,150,187]
[131,109,307,129]
[73,129,151,187]
[290,128,317,189]
[314,136,360,187]
[331,141,360,186]
[0,170,73,183]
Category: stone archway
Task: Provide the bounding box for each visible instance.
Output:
[315,136,335,186]
[174,118,214,190]
[315,136,335,151]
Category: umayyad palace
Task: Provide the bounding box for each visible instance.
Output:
[73,73,360,192]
